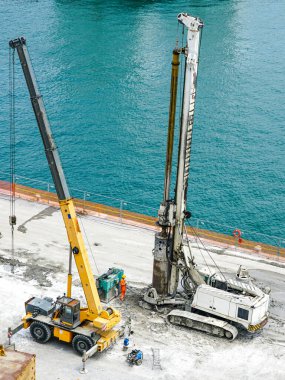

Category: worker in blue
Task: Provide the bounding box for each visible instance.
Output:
[123,337,129,351]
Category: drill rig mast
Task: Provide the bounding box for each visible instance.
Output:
[144,13,269,340]
[149,13,204,302]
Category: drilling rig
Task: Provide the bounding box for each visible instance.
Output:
[143,13,269,340]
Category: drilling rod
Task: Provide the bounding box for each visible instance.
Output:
[163,49,180,203]
[152,49,180,295]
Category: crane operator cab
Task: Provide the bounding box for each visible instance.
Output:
[53,296,81,329]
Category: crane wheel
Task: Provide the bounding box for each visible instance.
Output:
[30,321,52,343]
[72,335,94,355]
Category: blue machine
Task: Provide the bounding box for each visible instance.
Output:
[127,349,143,366]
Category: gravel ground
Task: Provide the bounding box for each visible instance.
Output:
[0,196,284,379]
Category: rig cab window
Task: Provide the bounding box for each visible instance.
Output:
[238,308,249,320]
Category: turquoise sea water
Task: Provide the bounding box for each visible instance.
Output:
[0,0,284,242]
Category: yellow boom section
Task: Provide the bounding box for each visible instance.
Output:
[60,199,103,318]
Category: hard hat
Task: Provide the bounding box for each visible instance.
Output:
[122,274,126,279]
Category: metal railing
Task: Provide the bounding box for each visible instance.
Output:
[188,218,285,251]
[0,170,284,256]
[0,169,157,220]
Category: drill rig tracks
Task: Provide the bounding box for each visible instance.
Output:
[167,309,239,341]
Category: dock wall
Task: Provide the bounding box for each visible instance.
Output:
[0,180,284,261]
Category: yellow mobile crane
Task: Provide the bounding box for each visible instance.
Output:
[8,37,121,355]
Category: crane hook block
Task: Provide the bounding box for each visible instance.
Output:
[9,216,17,225]
[184,211,192,219]
[72,247,79,254]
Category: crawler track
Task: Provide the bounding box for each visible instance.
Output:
[167,310,238,340]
